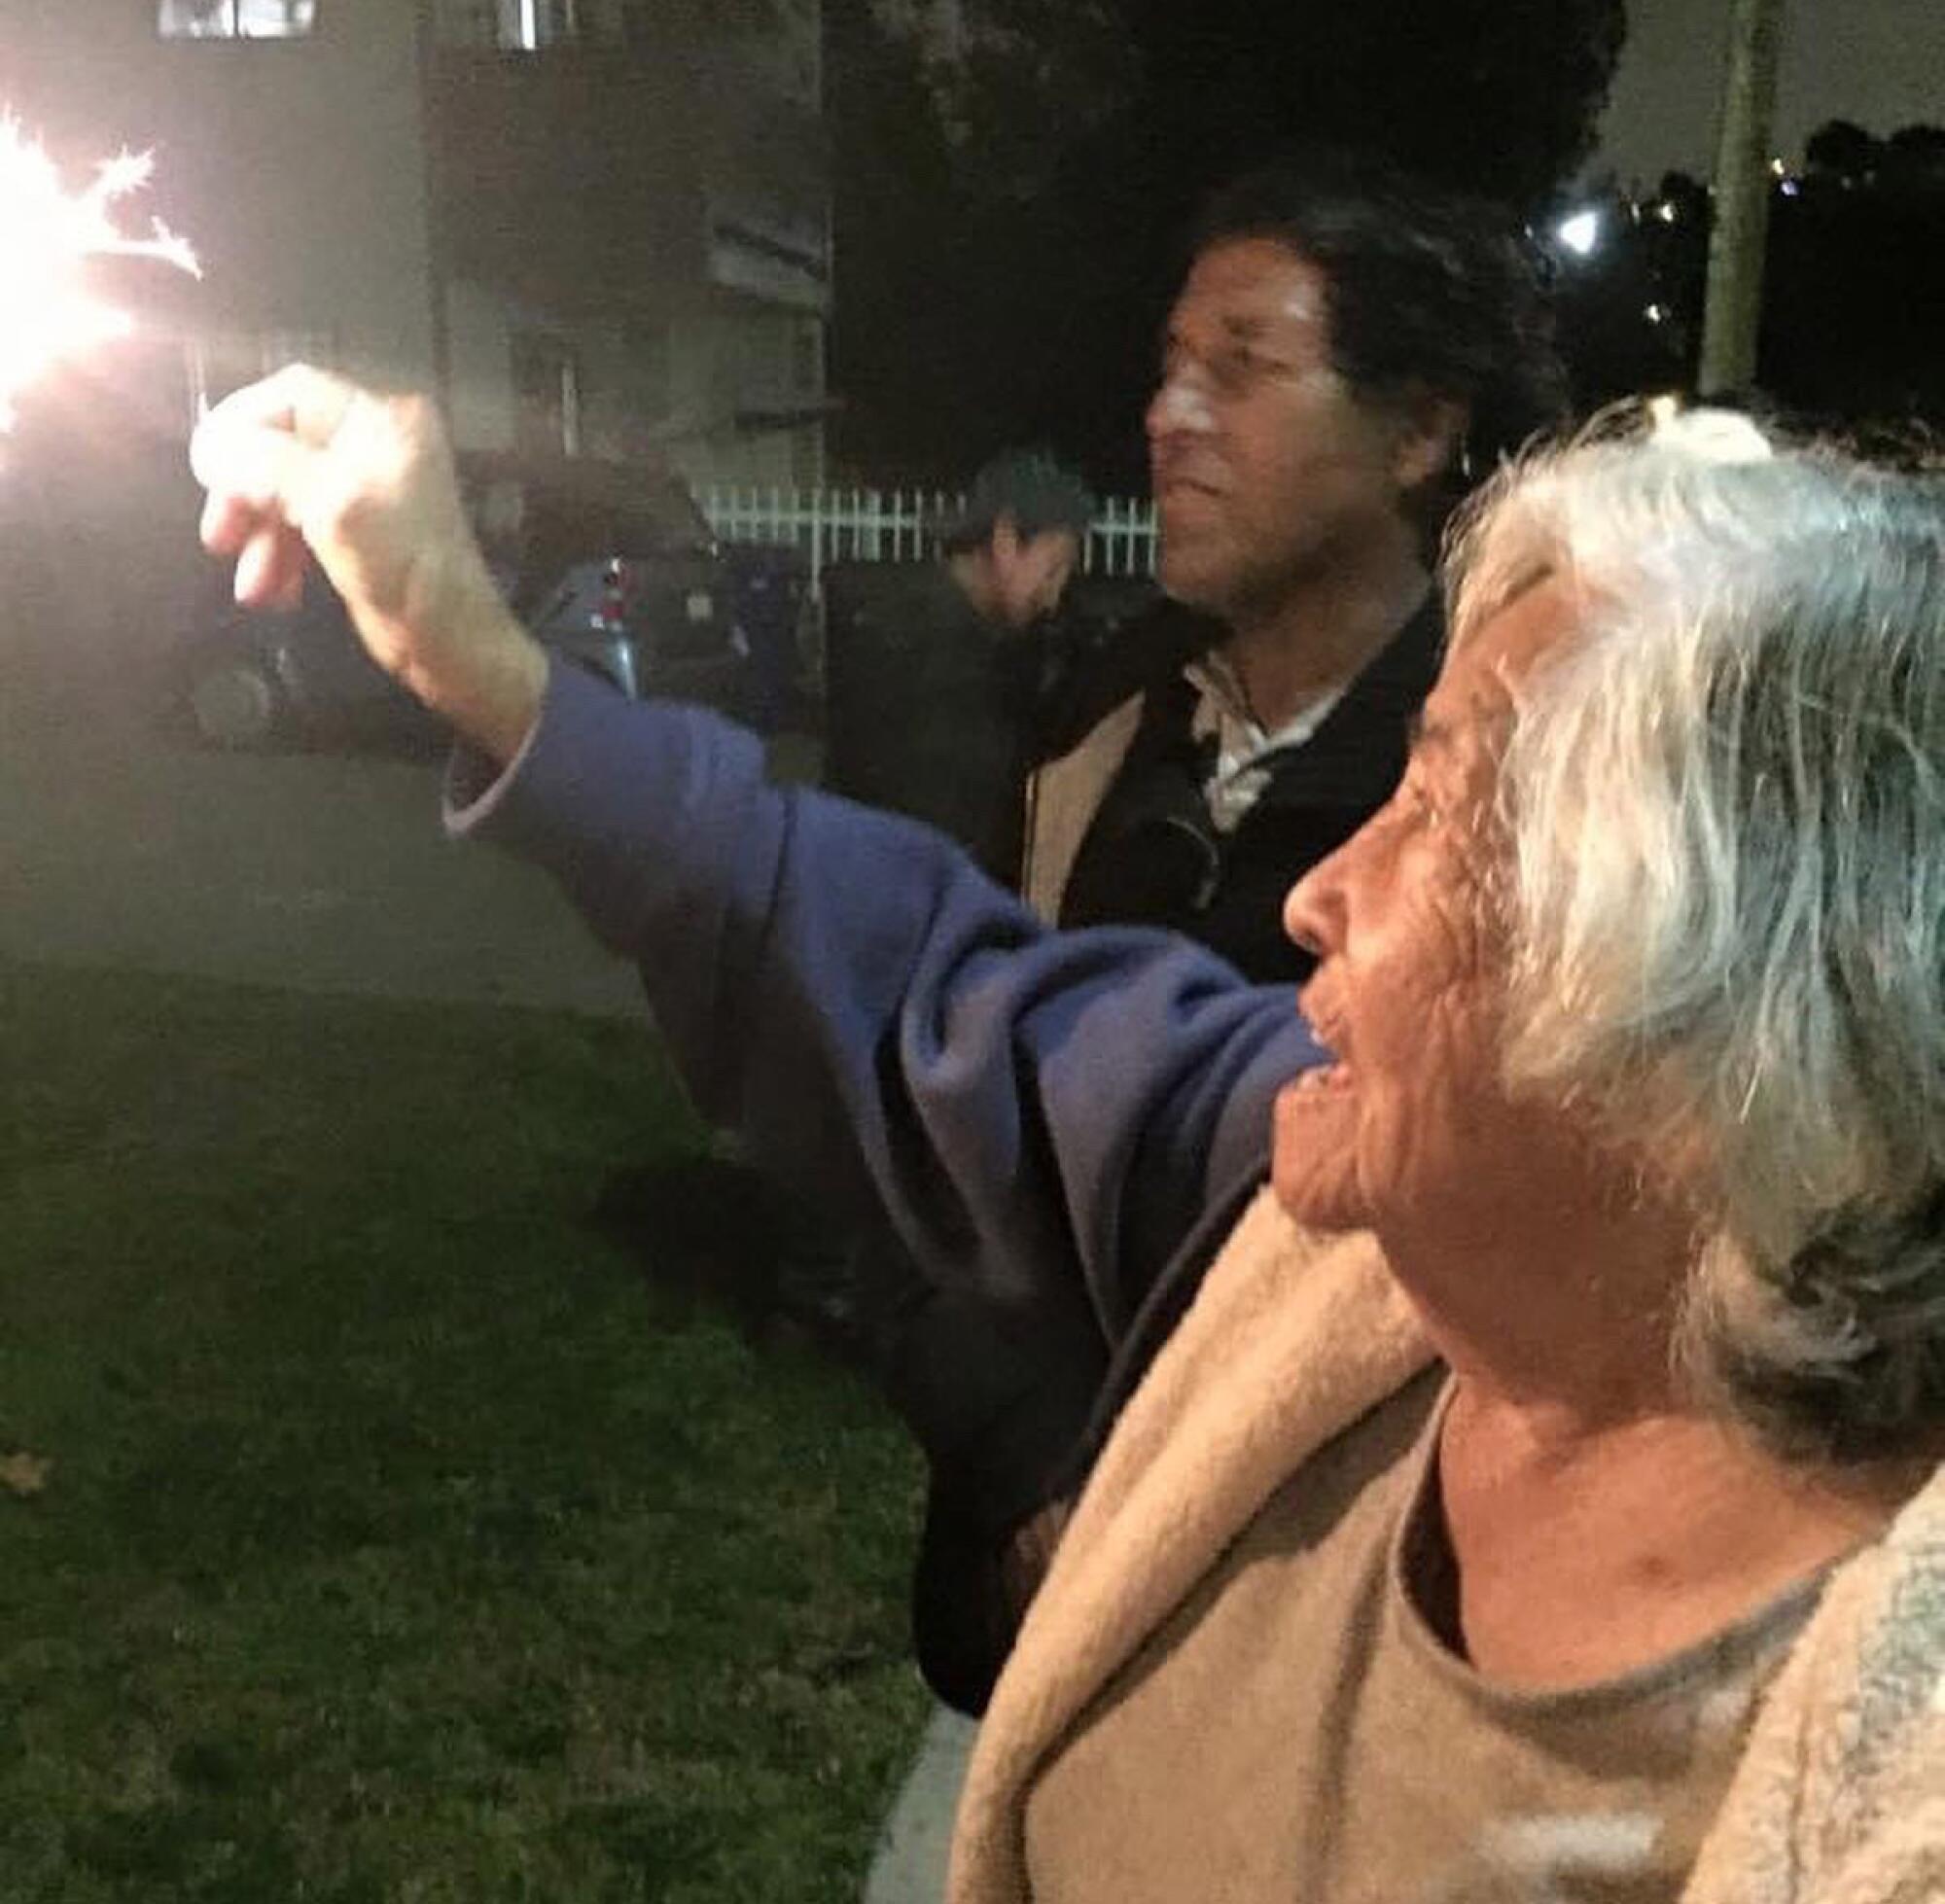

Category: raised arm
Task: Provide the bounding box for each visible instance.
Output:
[190,370,1319,1342]
[448,662,1310,1333]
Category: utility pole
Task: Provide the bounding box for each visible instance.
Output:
[1698,0,1786,395]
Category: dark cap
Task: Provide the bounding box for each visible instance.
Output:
[942,448,1096,552]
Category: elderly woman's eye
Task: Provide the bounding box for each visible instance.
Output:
[1401,778,1443,830]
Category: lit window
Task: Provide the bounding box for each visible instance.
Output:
[512,0,583,49]
[159,0,317,39]
[431,0,615,51]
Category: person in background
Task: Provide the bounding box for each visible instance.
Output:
[823,448,1095,889]
[816,451,1098,1739]
[193,369,1945,1904]
[1023,151,1566,982]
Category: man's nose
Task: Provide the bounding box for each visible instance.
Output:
[1148,367,1216,443]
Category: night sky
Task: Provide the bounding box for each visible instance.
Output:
[1600,0,1945,183]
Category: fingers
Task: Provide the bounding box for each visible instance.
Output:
[198,486,258,558]
[190,364,366,558]
[190,363,359,476]
[192,405,330,526]
[232,521,308,612]
[190,364,477,648]
[190,370,340,609]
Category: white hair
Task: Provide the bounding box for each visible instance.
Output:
[1445,410,1945,1462]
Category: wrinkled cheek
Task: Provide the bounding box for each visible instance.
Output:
[1270,1101,1370,1232]
[1341,1082,1421,1216]
[1272,1157,1366,1233]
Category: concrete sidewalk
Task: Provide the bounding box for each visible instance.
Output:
[1,709,643,1014]
[866,1706,975,1904]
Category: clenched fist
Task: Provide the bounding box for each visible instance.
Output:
[191,366,548,763]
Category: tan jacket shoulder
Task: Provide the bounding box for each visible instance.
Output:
[1019,693,1146,923]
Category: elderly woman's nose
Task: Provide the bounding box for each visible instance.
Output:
[1283,860,1342,960]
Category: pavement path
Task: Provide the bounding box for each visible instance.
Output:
[1,707,644,1013]
[866,1707,976,1904]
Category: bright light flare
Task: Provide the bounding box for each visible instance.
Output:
[0,117,200,431]
[1554,209,1603,259]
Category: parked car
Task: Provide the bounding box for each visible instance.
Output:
[174,450,810,751]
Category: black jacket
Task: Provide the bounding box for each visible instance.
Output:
[1057,594,1444,982]
[905,592,1443,1710]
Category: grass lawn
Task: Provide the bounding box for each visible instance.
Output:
[0,961,929,1902]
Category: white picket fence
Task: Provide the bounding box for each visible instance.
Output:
[699,483,1158,595]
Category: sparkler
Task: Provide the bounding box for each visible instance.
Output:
[0,117,200,431]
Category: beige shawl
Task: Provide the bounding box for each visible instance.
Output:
[948,1187,1945,1904]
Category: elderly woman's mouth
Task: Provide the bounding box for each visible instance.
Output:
[1290,1061,1354,1095]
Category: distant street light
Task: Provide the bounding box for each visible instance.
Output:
[1555,209,1604,258]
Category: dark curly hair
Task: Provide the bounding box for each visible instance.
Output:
[1192,149,1569,524]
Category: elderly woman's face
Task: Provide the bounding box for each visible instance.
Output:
[1273,579,1576,1235]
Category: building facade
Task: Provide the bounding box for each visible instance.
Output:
[4,0,831,489]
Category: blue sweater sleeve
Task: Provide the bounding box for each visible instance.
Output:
[449,663,1324,1346]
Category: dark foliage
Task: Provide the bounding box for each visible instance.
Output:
[1119,0,1625,208]
[827,0,1627,485]
[1557,123,1945,432]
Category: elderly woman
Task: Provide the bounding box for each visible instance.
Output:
[194,372,1945,1901]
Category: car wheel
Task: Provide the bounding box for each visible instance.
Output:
[190,663,278,748]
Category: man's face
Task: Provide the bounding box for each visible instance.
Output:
[990,523,1080,630]
[1147,238,1415,620]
